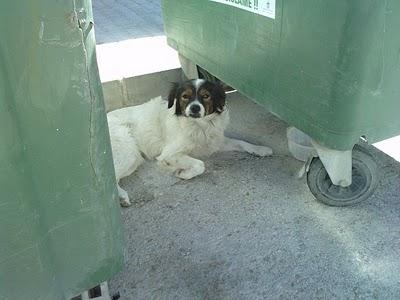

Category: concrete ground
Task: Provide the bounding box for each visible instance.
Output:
[108,92,400,300]
[92,0,164,44]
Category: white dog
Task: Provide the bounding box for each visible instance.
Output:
[107,79,273,206]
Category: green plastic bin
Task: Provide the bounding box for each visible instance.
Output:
[162,0,400,206]
[0,1,123,299]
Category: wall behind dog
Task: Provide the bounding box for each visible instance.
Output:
[102,68,182,112]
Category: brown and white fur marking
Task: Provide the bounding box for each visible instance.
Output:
[107,79,273,206]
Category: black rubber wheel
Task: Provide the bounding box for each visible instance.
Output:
[307,145,378,206]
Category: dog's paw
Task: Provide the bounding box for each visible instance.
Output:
[175,161,205,180]
[250,146,273,157]
[118,186,132,207]
[119,196,132,207]
[176,169,198,180]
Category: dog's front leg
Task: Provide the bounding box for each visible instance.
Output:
[157,153,205,180]
[221,137,273,156]
[173,155,205,179]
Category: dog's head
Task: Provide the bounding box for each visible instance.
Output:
[167,79,226,118]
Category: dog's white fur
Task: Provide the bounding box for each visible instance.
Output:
[108,86,272,207]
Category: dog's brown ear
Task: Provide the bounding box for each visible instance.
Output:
[213,82,226,113]
[168,83,179,109]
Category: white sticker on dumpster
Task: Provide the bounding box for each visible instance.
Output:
[210,0,275,19]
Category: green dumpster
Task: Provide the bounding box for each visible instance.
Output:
[0,1,123,299]
[162,0,400,206]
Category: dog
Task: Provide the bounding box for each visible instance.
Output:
[107,79,273,206]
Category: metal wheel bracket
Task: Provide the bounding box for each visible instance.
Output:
[311,140,352,187]
[297,155,315,179]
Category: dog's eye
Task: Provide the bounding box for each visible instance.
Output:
[203,94,210,100]
[182,94,190,100]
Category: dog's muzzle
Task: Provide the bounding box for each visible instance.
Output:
[189,104,201,118]
[187,103,204,118]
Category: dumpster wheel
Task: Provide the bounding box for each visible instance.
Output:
[307,145,378,206]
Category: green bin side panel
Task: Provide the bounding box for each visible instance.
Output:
[0,1,123,299]
[162,0,400,150]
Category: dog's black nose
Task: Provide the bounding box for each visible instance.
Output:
[190,104,201,114]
